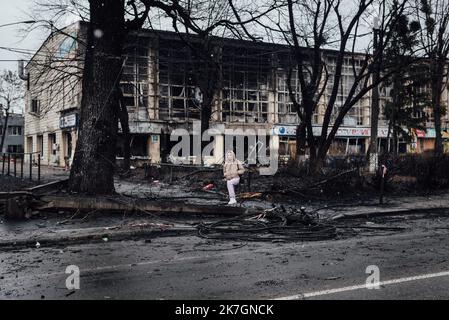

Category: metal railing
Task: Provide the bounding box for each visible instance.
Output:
[0,152,41,182]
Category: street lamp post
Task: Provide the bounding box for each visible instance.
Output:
[369,17,381,173]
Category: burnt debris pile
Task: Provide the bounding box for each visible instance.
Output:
[197,206,338,242]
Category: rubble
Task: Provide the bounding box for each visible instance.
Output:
[0,175,37,192]
[197,206,338,242]
[2,162,449,248]
[202,183,214,191]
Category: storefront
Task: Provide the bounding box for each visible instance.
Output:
[59,111,78,166]
[443,131,449,153]
[414,129,436,153]
[117,121,163,164]
[273,125,391,158]
[413,128,449,153]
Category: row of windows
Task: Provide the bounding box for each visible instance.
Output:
[6,145,23,153]
[158,46,202,120]
[0,126,23,136]
[27,38,442,128]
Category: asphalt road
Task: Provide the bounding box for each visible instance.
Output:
[2,212,449,300]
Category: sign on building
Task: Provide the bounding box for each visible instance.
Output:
[273,125,390,138]
[59,113,78,129]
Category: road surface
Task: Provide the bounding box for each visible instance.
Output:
[1,211,449,299]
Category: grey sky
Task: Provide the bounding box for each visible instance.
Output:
[0,0,377,72]
[0,0,49,72]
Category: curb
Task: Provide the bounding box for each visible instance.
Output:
[0,226,197,251]
[2,206,448,250]
[331,206,449,220]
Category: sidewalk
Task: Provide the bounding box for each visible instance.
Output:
[2,167,449,249]
[1,191,449,250]
[0,212,197,250]
[325,193,449,220]
[0,162,70,183]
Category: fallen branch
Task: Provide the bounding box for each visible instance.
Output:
[308,169,358,188]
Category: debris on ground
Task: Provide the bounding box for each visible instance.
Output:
[202,183,214,191]
[1,161,445,248]
[239,192,262,200]
[197,206,338,242]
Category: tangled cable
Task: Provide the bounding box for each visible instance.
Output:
[197,206,338,242]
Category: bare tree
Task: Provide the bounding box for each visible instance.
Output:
[258,0,413,172]
[22,0,275,193]
[26,0,266,193]
[0,70,24,154]
[67,0,151,194]
[148,0,281,163]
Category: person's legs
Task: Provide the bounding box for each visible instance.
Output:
[226,179,235,198]
[227,177,240,204]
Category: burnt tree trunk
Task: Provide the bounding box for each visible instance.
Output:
[311,110,346,173]
[311,147,326,174]
[68,0,126,194]
[295,121,307,165]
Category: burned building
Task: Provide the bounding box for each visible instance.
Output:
[23,21,449,167]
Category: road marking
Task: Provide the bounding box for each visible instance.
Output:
[1,230,447,290]
[275,270,449,300]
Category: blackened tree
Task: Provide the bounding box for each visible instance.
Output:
[29,0,271,193]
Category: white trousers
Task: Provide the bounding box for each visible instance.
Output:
[226,177,240,199]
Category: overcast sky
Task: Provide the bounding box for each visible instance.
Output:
[0,0,48,72]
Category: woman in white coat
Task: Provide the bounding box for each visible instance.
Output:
[223,150,245,205]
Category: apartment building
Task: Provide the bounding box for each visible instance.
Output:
[23,21,449,167]
[0,112,24,154]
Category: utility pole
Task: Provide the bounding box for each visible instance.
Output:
[369,18,380,173]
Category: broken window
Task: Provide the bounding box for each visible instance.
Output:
[276,69,300,124]
[158,40,200,121]
[221,47,272,123]
[120,38,151,121]
[116,134,148,157]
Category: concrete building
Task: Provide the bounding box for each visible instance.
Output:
[0,112,24,154]
[23,22,82,166]
[23,21,449,167]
